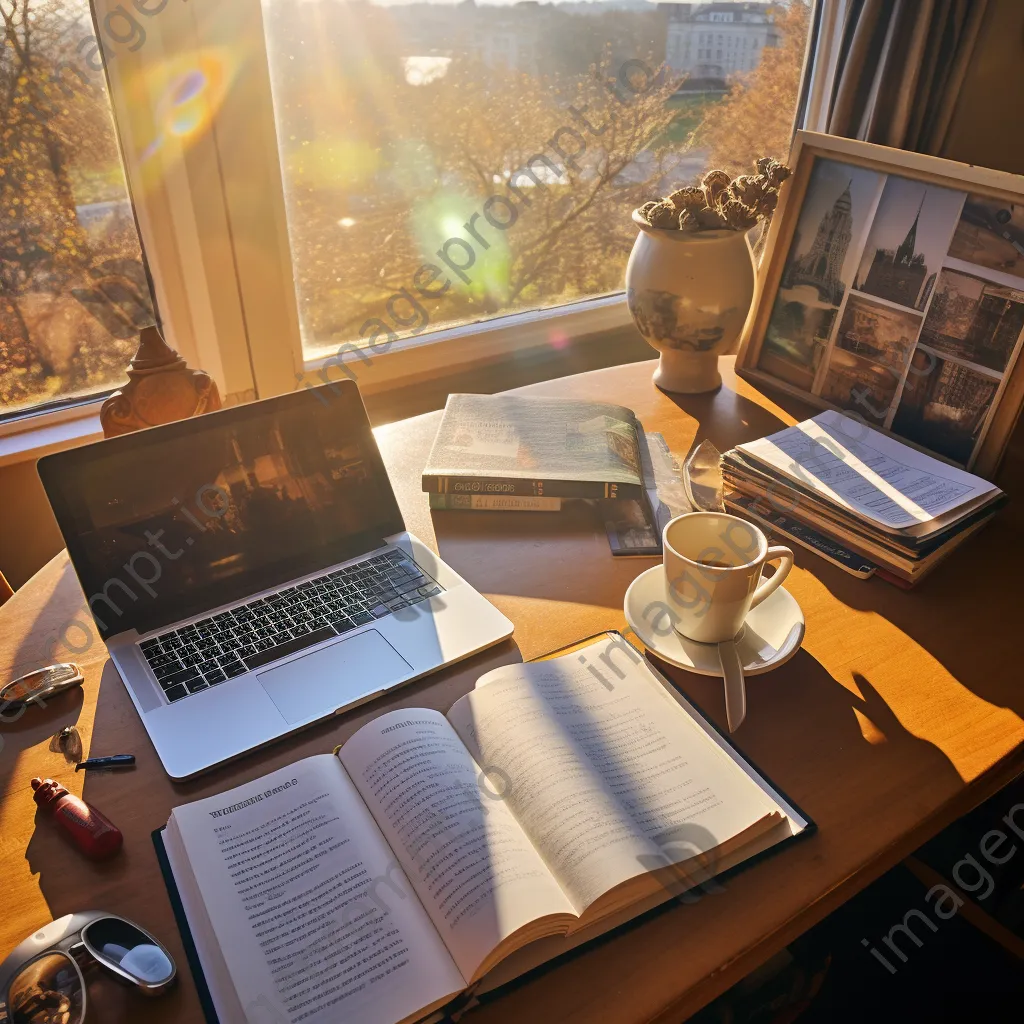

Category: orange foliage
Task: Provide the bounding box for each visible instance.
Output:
[695,1,811,176]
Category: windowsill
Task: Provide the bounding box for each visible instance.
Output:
[300,293,635,394]
[0,401,105,468]
[0,294,638,466]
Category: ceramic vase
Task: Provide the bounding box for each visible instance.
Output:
[625,209,756,394]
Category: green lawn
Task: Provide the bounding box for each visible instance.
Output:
[652,92,726,151]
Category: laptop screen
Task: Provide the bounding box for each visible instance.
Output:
[39,381,405,639]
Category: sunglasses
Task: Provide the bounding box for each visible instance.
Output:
[0,912,176,1024]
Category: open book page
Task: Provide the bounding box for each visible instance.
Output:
[168,755,464,1024]
[737,411,997,532]
[446,677,666,917]
[338,710,577,982]
[447,637,782,918]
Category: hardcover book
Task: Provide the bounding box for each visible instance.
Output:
[428,493,562,511]
[155,634,811,1024]
[422,394,646,499]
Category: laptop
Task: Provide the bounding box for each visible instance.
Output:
[38,380,513,779]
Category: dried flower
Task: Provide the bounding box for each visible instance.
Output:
[700,169,732,208]
[637,157,790,233]
[645,200,680,229]
[666,186,704,212]
[693,205,729,230]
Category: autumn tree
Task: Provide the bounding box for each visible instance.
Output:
[2,0,92,290]
[1,0,149,409]
[694,0,811,175]
[267,0,680,349]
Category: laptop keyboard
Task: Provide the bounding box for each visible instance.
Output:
[138,550,442,704]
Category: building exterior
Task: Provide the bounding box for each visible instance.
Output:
[927,360,993,435]
[859,196,930,309]
[469,2,544,75]
[964,292,1024,367]
[839,304,884,358]
[394,1,545,77]
[924,278,1024,371]
[784,182,853,306]
[661,2,780,81]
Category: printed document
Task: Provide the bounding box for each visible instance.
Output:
[737,412,998,531]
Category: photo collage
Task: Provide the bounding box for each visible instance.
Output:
[757,158,1024,466]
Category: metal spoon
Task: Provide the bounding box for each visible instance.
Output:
[683,441,747,732]
[718,638,747,733]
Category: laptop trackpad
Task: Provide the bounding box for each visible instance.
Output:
[257,630,413,726]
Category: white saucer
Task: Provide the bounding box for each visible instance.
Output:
[624,564,805,677]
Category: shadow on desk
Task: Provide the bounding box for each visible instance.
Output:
[664,374,1024,725]
[655,376,791,457]
[0,687,83,807]
[808,519,1024,722]
[655,646,964,826]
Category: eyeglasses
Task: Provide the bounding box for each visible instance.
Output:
[0,912,176,1024]
[0,664,83,718]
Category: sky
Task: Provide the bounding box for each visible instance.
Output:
[855,175,966,287]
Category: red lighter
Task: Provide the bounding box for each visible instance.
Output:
[31,777,123,861]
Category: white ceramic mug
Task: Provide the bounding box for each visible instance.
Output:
[663,512,794,644]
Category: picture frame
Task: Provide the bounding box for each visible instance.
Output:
[736,130,1024,478]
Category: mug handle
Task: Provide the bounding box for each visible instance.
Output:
[750,546,794,610]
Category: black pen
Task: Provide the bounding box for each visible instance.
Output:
[75,754,136,772]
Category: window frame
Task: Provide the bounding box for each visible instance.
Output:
[5,0,828,444]
[88,0,641,410]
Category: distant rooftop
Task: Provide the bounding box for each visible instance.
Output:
[658,1,775,19]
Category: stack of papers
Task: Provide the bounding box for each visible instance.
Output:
[723,412,1005,585]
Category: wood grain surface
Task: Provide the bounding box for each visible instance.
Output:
[2,357,1022,1023]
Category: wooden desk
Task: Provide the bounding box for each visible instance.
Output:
[2,358,1023,1023]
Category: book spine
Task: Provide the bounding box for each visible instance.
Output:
[429,494,562,511]
[422,476,642,499]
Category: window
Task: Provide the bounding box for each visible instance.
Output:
[2,0,816,419]
[264,2,673,362]
[259,0,814,369]
[0,0,155,420]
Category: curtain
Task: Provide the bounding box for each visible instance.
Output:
[824,0,989,154]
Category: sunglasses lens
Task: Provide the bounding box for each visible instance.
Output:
[82,919,174,986]
[7,952,85,1024]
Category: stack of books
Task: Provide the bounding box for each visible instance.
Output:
[722,412,1006,586]
[422,394,696,556]
[422,393,648,510]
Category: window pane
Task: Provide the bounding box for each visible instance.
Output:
[264,0,812,362]
[0,0,154,418]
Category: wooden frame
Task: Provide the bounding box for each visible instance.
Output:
[737,131,1024,478]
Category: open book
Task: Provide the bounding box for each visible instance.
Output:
[158,636,809,1024]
